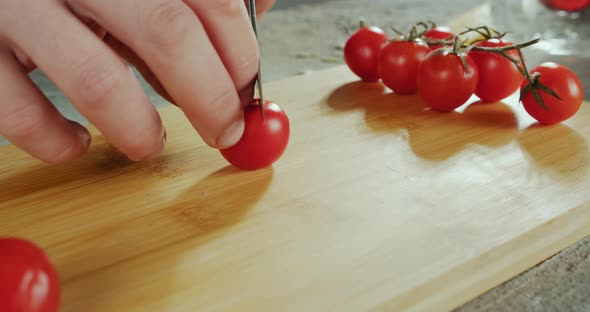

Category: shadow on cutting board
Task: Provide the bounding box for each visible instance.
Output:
[326,81,387,112]
[326,82,590,175]
[518,123,590,177]
[326,82,519,161]
[364,97,520,161]
[0,133,274,284]
[0,141,169,203]
[58,166,273,312]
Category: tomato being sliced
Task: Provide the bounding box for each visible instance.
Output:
[0,238,60,312]
[468,39,523,103]
[220,99,290,170]
[520,62,584,125]
[417,50,479,111]
[344,26,390,82]
[378,39,431,95]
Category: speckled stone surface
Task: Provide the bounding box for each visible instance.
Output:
[3,0,590,310]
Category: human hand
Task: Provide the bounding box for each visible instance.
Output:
[0,0,275,163]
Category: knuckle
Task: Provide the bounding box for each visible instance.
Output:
[143,1,194,52]
[74,53,123,108]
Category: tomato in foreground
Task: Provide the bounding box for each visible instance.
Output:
[423,26,455,50]
[378,39,431,95]
[344,26,390,82]
[417,50,479,111]
[0,238,60,312]
[468,39,522,103]
[520,62,583,125]
[220,99,290,170]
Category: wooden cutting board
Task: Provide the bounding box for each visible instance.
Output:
[2,64,589,312]
[2,9,590,311]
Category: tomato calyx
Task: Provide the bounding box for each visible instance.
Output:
[520,72,562,111]
[428,36,473,73]
[388,22,430,43]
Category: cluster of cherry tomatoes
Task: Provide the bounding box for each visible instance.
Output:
[343,21,584,125]
[0,237,60,312]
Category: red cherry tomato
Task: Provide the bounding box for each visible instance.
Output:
[417,50,479,111]
[0,238,60,312]
[220,99,290,170]
[378,39,431,95]
[468,39,523,103]
[423,26,455,50]
[520,62,583,125]
[543,0,590,11]
[344,26,390,82]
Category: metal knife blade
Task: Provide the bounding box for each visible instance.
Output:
[247,0,265,120]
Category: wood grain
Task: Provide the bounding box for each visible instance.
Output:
[2,6,590,308]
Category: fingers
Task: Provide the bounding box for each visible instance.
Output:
[67,0,247,148]
[103,34,174,104]
[186,0,259,99]
[6,1,165,161]
[0,47,90,163]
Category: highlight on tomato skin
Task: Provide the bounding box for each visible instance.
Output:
[220,99,290,170]
[0,237,61,312]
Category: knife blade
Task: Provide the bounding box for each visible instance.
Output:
[247,0,265,120]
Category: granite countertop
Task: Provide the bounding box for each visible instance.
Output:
[4,0,590,310]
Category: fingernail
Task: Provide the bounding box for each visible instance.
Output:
[217,115,245,148]
[130,126,166,161]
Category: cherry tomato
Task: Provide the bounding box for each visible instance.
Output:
[417,50,479,111]
[423,26,455,50]
[520,62,583,125]
[543,0,590,11]
[0,238,60,312]
[344,26,390,82]
[220,99,290,170]
[378,39,431,95]
[468,39,523,103]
